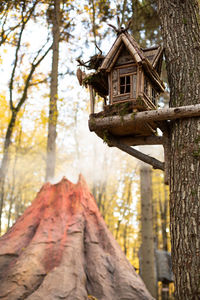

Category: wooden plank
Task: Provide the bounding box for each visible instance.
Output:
[107,43,124,72]
[142,93,157,110]
[100,35,122,70]
[132,74,137,98]
[115,135,163,146]
[113,95,131,102]
[108,73,112,104]
[112,62,139,70]
[136,66,140,97]
[140,70,144,96]
[119,66,137,75]
[108,123,154,136]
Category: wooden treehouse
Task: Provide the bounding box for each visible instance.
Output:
[77,24,200,179]
[77,27,165,140]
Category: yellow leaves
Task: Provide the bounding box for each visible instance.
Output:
[84,5,90,12]
[0,93,10,135]
[30,73,48,90]
[38,108,48,130]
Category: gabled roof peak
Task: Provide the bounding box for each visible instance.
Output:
[99,30,165,92]
[100,31,144,71]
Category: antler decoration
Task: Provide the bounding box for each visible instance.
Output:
[108,18,132,34]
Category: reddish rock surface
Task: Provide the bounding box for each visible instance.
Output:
[0,175,154,300]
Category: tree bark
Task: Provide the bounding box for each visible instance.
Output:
[158,0,200,299]
[46,0,60,181]
[140,165,157,299]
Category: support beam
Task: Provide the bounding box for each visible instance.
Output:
[115,135,163,146]
[107,135,164,171]
[89,104,200,132]
[89,85,94,114]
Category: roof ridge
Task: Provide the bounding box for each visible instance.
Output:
[124,31,145,60]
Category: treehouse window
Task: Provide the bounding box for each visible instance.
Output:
[120,75,131,94]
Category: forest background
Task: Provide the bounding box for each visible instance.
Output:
[0,0,170,284]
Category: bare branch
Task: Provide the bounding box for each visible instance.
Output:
[9,0,39,111]
[95,43,102,55]
[125,19,132,31]
[108,23,120,33]
[9,19,26,111]
[29,78,48,86]
[32,34,51,65]
[16,42,52,113]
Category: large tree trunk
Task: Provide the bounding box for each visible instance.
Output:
[0,175,154,300]
[158,0,200,299]
[46,0,60,181]
[140,165,157,299]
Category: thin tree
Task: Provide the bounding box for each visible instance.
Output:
[140,164,157,298]
[0,0,52,233]
[46,0,60,181]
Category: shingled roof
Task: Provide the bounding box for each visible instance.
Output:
[99,31,165,93]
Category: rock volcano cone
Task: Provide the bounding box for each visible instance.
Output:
[0,175,153,300]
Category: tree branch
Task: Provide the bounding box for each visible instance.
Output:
[106,135,164,171]
[9,0,39,111]
[89,104,200,133]
[16,42,52,113]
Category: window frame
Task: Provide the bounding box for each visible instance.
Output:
[110,64,138,102]
[119,74,131,95]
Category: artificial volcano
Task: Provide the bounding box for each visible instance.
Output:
[0,175,153,300]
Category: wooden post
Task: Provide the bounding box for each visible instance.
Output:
[89,85,94,114]
[137,66,142,97]
[108,73,112,105]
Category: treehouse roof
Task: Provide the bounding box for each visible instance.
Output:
[99,31,165,93]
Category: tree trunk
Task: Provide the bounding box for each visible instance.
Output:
[46,0,60,181]
[0,176,154,300]
[140,165,157,299]
[158,0,200,299]
[0,110,18,234]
